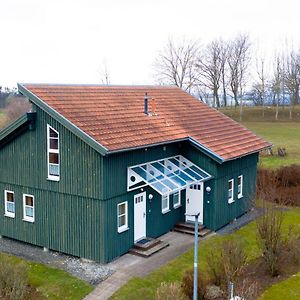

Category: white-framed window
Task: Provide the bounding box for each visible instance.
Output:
[228,179,234,204]
[47,125,60,181]
[4,190,15,218]
[162,194,169,213]
[23,194,34,222]
[237,175,243,199]
[173,191,181,208]
[117,201,128,233]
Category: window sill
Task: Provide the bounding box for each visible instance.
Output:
[174,204,182,209]
[47,176,60,182]
[118,227,129,233]
[4,213,15,218]
[238,195,243,199]
[228,199,235,204]
[22,218,35,223]
[162,209,170,214]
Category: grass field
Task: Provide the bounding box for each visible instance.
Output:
[111,209,300,300]
[220,105,300,169]
[244,122,300,168]
[261,272,300,300]
[0,253,93,299]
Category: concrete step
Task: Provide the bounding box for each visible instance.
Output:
[199,228,212,237]
[173,228,202,236]
[175,222,205,232]
[134,238,161,251]
[173,223,212,237]
[129,241,169,258]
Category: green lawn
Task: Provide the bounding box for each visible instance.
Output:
[0,253,93,299]
[243,122,300,168]
[111,208,300,300]
[261,273,300,300]
[219,105,300,169]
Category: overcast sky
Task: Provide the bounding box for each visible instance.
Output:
[1,0,300,87]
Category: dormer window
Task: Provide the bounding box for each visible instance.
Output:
[47,125,59,181]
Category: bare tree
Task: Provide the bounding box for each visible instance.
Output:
[227,34,251,120]
[196,39,225,108]
[271,55,284,120]
[220,40,229,107]
[100,63,111,85]
[255,55,268,117]
[285,49,300,119]
[154,39,199,93]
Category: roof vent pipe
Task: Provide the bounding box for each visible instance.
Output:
[144,92,148,115]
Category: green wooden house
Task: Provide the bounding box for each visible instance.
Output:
[0,84,270,263]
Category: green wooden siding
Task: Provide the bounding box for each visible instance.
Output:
[0,182,105,262]
[0,102,260,263]
[102,186,185,262]
[0,105,103,199]
[0,105,106,262]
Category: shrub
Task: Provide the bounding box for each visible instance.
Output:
[206,240,247,286]
[221,240,247,283]
[206,251,225,286]
[155,282,187,300]
[0,258,29,300]
[257,165,300,207]
[256,208,283,276]
[235,278,259,300]
[181,269,209,300]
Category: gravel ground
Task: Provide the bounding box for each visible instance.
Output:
[216,207,265,235]
[0,237,114,285]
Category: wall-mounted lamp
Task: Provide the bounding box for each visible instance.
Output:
[149,194,153,200]
[206,186,211,193]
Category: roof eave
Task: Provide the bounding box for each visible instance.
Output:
[18,83,109,156]
[0,112,36,148]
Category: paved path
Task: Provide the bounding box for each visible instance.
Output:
[84,231,207,300]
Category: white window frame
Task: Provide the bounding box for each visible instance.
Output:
[23,194,35,223]
[173,191,181,208]
[161,194,170,214]
[4,190,15,218]
[237,175,243,199]
[117,201,128,233]
[228,179,234,204]
[47,124,60,181]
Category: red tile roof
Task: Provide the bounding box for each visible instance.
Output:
[22,84,271,161]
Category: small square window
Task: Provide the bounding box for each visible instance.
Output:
[162,194,169,213]
[117,201,128,233]
[237,175,243,199]
[173,191,181,208]
[228,179,234,204]
[4,190,15,218]
[23,194,34,222]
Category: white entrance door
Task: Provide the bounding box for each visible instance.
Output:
[134,192,146,242]
[186,183,203,223]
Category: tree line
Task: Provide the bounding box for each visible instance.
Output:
[153,34,300,120]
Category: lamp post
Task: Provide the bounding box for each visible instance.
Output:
[186,212,200,300]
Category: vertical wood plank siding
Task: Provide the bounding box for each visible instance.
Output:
[0,106,103,199]
[0,103,260,263]
[0,106,105,262]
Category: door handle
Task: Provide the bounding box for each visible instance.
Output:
[187,198,189,204]
[143,212,146,218]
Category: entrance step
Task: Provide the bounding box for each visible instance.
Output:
[129,239,169,258]
[133,237,161,251]
[173,222,212,237]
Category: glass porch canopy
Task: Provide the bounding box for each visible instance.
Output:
[127,155,212,196]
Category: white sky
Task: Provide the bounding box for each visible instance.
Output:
[1,0,300,87]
